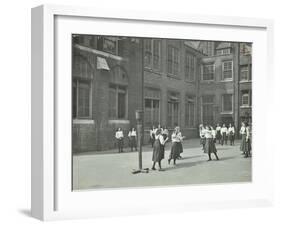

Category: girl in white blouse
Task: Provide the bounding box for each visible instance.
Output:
[115,128,124,153]
[228,123,235,146]
[128,127,137,152]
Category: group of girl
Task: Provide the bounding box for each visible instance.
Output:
[215,123,236,146]
[150,125,185,171]
[199,125,220,161]
[115,127,137,153]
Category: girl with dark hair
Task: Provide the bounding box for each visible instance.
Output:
[128,127,137,152]
[199,124,206,150]
[151,129,168,171]
[204,125,219,161]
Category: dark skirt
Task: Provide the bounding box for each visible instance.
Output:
[228,132,234,141]
[204,138,217,153]
[200,137,206,145]
[246,138,252,152]
[152,139,164,162]
[216,131,221,140]
[179,142,183,153]
[129,136,137,148]
[169,142,181,160]
[240,134,247,152]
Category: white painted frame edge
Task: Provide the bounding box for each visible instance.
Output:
[31,4,274,221]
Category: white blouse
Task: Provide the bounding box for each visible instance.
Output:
[128,130,137,137]
[155,134,166,145]
[228,127,235,134]
[115,131,124,139]
[240,126,246,134]
[221,127,227,134]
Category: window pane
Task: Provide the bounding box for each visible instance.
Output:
[78,82,90,117]
[153,40,160,70]
[118,92,126,119]
[108,87,116,118]
[203,64,214,80]
[72,82,77,118]
[223,61,233,79]
[152,100,160,125]
[223,94,232,111]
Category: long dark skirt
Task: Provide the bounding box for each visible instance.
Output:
[152,139,164,162]
[129,136,137,149]
[204,138,217,154]
[240,134,247,152]
[245,139,252,155]
[228,132,234,145]
[169,142,181,160]
[150,134,155,148]
[216,131,221,141]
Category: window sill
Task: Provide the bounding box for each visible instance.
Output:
[220,79,233,82]
[220,111,233,115]
[239,80,252,83]
[144,67,162,75]
[167,74,181,80]
[108,119,130,124]
[73,119,95,124]
[200,80,215,83]
[240,105,251,109]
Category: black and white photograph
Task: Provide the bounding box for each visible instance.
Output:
[72,35,252,190]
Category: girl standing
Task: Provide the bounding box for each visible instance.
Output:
[215,124,222,144]
[228,123,235,146]
[115,128,124,153]
[240,122,247,155]
[149,126,156,148]
[220,124,228,145]
[128,127,137,152]
[151,129,168,171]
[204,125,219,161]
[199,124,206,150]
[244,123,252,158]
[168,127,182,165]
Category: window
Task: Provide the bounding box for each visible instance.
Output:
[216,48,231,55]
[167,45,179,76]
[185,96,195,127]
[72,55,93,119]
[241,92,251,107]
[72,80,91,119]
[240,65,251,81]
[202,64,215,81]
[222,61,233,80]
[108,84,127,119]
[144,39,161,70]
[103,37,118,55]
[185,52,195,81]
[201,95,214,125]
[144,88,160,127]
[222,94,233,112]
[240,43,252,55]
[167,92,180,127]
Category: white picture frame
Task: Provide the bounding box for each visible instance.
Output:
[31,4,274,221]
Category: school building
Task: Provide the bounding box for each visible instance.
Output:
[72,35,252,153]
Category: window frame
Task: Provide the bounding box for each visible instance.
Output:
[185,96,196,127]
[222,60,233,81]
[201,63,215,81]
[241,93,250,107]
[108,84,128,120]
[72,79,92,119]
[144,39,161,71]
[221,93,233,113]
[185,52,195,82]
[167,45,180,76]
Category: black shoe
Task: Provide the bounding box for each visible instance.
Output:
[168,159,171,165]
[207,159,212,161]
[151,167,156,170]
[158,168,165,171]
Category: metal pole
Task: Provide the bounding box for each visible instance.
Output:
[137,122,142,170]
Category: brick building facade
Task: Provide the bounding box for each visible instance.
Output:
[72,35,252,153]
